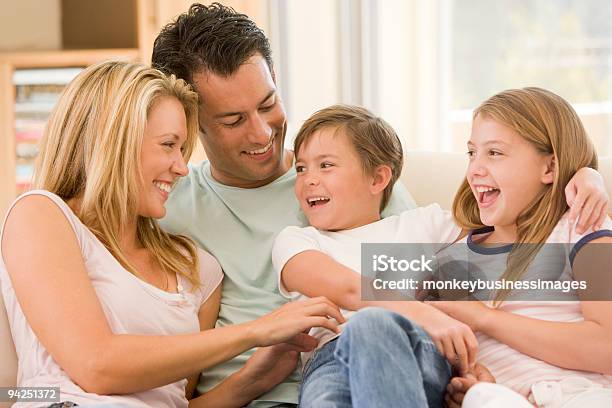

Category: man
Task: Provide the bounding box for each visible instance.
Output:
[153,3,415,407]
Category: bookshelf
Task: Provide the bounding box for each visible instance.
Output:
[0,49,139,218]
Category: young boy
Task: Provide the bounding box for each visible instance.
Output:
[272,105,476,408]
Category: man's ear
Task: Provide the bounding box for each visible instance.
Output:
[541,154,556,185]
[370,165,393,195]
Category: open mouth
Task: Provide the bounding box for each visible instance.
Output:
[154,181,173,194]
[245,136,274,156]
[475,186,500,207]
[307,196,331,208]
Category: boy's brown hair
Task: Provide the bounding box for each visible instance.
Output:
[294,104,403,211]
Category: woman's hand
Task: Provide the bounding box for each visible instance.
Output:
[565,167,609,234]
[444,363,496,408]
[247,297,345,347]
[412,305,479,375]
[426,300,493,332]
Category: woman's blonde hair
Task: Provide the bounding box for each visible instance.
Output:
[452,87,597,303]
[34,60,201,288]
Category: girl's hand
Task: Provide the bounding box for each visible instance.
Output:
[565,167,609,234]
[444,363,495,408]
[415,305,479,375]
[426,300,493,332]
[248,296,345,347]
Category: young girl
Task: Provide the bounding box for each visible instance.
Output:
[0,61,343,408]
[432,87,612,408]
[272,104,607,407]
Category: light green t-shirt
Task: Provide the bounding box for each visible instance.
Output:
[160,160,415,407]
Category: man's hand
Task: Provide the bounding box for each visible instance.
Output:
[240,332,317,397]
[565,167,609,234]
[444,363,495,408]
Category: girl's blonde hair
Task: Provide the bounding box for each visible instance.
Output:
[452,87,597,303]
[34,60,201,288]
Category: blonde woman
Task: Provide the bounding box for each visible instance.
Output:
[0,61,343,408]
[431,88,612,407]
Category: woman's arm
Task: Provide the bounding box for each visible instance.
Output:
[429,237,612,375]
[2,195,343,395]
[282,249,478,374]
[185,284,222,399]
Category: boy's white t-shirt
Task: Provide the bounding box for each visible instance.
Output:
[272,203,461,362]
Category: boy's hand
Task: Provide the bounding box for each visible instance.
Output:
[565,167,609,234]
[444,363,495,408]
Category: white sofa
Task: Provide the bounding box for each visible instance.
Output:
[0,151,611,406]
[401,151,612,212]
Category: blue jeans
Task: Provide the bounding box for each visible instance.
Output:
[300,308,451,408]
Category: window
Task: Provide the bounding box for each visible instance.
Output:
[272,0,612,156]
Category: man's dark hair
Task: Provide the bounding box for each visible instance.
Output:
[151,2,273,84]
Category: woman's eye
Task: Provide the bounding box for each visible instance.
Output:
[466,150,475,157]
[163,142,176,149]
[489,150,502,156]
[321,162,334,168]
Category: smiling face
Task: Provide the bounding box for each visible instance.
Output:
[294,127,383,231]
[138,96,189,219]
[467,114,554,235]
[193,54,290,188]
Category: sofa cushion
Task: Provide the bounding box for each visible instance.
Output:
[401,151,612,213]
